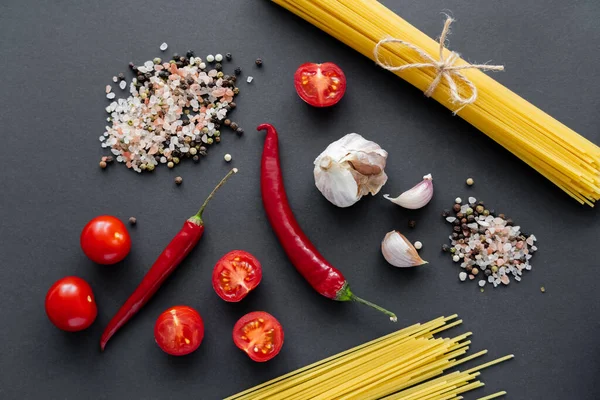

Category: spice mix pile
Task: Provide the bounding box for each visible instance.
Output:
[442,197,537,288]
[100,51,243,172]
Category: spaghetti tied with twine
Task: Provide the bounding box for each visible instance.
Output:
[374,17,504,113]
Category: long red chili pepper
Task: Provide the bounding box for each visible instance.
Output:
[258,123,397,322]
[100,168,238,350]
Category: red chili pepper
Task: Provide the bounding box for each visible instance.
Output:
[100,168,238,350]
[258,123,397,322]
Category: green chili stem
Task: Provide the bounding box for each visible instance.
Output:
[350,293,398,322]
[189,168,238,225]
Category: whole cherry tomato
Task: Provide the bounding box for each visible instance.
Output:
[80,215,131,265]
[212,250,262,302]
[45,276,97,332]
[233,311,284,362]
[294,62,347,107]
[154,305,204,356]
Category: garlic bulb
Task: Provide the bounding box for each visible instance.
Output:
[381,231,428,268]
[383,174,433,209]
[314,133,388,208]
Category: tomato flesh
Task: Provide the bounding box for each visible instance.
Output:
[294,62,347,107]
[212,250,262,302]
[233,311,284,362]
[154,305,204,356]
[45,276,97,332]
[80,215,131,265]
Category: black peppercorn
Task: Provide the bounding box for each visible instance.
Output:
[229,102,236,109]
[408,220,416,229]
[215,63,222,71]
[231,76,237,83]
[456,212,464,219]
[442,209,450,218]
[255,58,263,67]
[506,218,514,226]
[461,223,468,231]
[172,53,179,60]
[193,155,200,163]
[236,128,244,136]
[129,62,135,70]
[118,72,125,80]
[215,136,221,143]
[467,215,475,223]
[230,122,239,131]
[452,232,459,239]
[453,204,461,212]
[176,61,183,68]
[225,53,232,61]
[225,105,231,111]
[186,50,194,58]
[234,67,241,75]
[453,226,461,232]
[484,269,492,277]
[461,218,467,224]
[137,75,145,82]
[453,220,460,226]
[466,265,473,273]
[441,244,450,252]
[458,234,465,239]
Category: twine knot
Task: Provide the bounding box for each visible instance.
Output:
[374,17,504,113]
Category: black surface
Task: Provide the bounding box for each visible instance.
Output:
[1,0,599,399]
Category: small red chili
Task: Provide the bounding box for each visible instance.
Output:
[100,168,238,351]
[257,123,396,322]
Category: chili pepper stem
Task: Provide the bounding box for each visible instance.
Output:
[336,283,397,322]
[188,168,238,225]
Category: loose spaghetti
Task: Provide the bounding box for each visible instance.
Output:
[226,315,512,400]
[271,0,600,206]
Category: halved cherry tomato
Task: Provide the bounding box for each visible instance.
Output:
[212,250,262,302]
[233,311,284,362]
[294,62,347,107]
[80,215,131,265]
[45,276,97,332]
[154,305,204,356]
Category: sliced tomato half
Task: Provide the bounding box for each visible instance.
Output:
[294,62,347,107]
[232,311,284,362]
[212,250,262,302]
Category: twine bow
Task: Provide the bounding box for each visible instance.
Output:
[374,17,504,113]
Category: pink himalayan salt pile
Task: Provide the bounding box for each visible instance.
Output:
[446,197,537,288]
[100,57,238,172]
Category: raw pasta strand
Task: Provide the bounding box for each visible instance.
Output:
[272,0,600,205]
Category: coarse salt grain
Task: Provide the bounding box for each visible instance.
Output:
[247,76,254,83]
[478,280,486,287]
[160,42,168,51]
[459,272,467,281]
[119,80,127,90]
[106,92,115,99]
[468,197,476,204]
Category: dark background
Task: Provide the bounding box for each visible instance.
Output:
[1,0,599,399]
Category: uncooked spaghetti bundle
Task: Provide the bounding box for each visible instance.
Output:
[226,315,512,400]
[272,0,600,206]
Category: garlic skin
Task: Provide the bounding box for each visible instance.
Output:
[314,133,388,208]
[381,231,428,268]
[383,174,433,209]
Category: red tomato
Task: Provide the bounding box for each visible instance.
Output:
[212,250,262,302]
[80,215,131,265]
[154,306,204,356]
[233,311,284,362]
[45,276,97,332]
[294,62,347,107]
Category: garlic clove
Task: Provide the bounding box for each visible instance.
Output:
[383,174,433,209]
[314,160,360,208]
[381,230,428,268]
